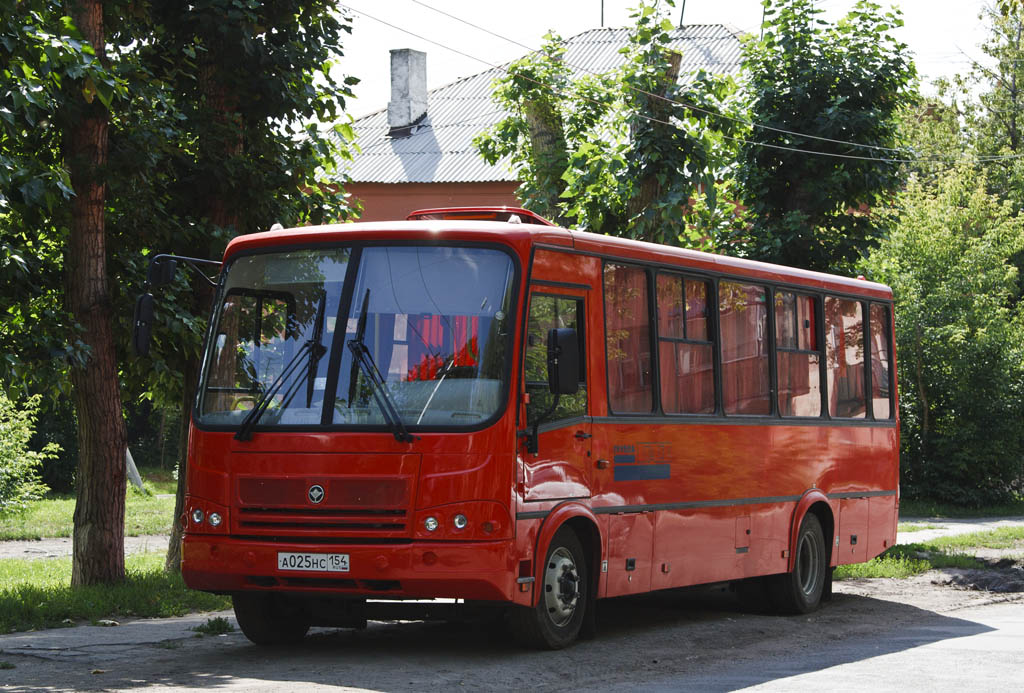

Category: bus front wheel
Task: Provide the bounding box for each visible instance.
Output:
[508,527,588,649]
[770,513,827,614]
[233,592,311,645]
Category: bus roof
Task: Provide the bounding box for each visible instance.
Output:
[223,218,892,301]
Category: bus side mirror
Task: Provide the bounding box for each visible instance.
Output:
[147,257,177,287]
[547,327,579,396]
[133,293,155,357]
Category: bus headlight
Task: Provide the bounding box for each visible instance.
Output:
[208,512,222,527]
[424,516,439,532]
[191,508,205,524]
[453,514,468,530]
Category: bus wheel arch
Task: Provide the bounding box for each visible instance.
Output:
[773,497,834,615]
[511,505,601,648]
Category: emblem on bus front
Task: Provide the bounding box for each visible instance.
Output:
[308,485,325,504]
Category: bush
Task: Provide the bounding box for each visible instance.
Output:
[30,395,78,493]
[0,392,56,513]
[864,167,1024,505]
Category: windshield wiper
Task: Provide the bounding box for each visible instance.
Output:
[347,289,415,443]
[235,294,327,441]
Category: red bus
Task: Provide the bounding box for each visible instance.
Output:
[135,206,898,649]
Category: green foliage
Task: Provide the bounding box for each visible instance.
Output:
[475,0,741,245]
[899,497,1024,518]
[0,552,231,633]
[191,615,234,635]
[863,167,1024,505]
[0,392,55,514]
[736,0,915,273]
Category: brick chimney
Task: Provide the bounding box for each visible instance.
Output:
[388,48,427,134]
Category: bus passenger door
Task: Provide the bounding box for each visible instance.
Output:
[521,293,591,501]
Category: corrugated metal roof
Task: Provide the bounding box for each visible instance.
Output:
[340,25,744,185]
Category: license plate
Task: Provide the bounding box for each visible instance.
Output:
[277,552,350,573]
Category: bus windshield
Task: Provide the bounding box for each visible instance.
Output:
[197,245,517,431]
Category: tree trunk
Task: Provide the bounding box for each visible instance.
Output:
[166,56,241,574]
[165,351,201,573]
[66,0,127,586]
[627,51,682,221]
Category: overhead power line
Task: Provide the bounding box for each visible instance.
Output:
[340,2,1024,167]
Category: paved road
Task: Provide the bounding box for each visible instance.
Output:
[1,519,1021,691]
[0,580,1021,692]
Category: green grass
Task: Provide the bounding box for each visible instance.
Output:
[900,497,1024,519]
[0,552,230,634]
[834,543,984,579]
[0,491,176,541]
[0,466,178,541]
[928,526,1024,551]
[897,522,941,533]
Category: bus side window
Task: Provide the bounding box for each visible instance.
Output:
[775,291,822,417]
[604,263,653,413]
[869,303,893,419]
[525,295,586,425]
[656,273,715,414]
[719,281,771,415]
[825,296,867,418]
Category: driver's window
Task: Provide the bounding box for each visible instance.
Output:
[525,294,587,426]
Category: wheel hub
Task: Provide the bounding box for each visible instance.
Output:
[543,547,579,626]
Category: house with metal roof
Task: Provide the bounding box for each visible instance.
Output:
[342,25,744,222]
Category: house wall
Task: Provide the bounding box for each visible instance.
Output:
[348,182,520,222]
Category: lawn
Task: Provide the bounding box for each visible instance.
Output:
[0,552,230,633]
[0,467,177,541]
[834,526,1023,580]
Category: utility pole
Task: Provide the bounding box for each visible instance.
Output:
[678,0,687,28]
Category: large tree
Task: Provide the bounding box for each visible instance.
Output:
[863,167,1024,505]
[2,0,129,584]
[129,2,358,572]
[736,0,915,273]
[475,0,740,247]
[2,1,357,580]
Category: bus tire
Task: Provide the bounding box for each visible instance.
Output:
[508,527,587,649]
[770,513,827,615]
[233,593,311,645]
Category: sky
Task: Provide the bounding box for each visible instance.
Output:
[333,0,997,119]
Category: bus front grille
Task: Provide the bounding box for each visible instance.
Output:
[237,507,407,533]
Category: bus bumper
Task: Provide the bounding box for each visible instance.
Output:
[181,535,516,602]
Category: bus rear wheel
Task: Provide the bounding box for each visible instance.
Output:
[508,527,588,649]
[233,593,311,645]
[770,513,827,614]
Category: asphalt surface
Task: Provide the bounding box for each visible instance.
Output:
[0,518,1021,691]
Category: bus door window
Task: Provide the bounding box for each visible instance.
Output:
[775,292,822,417]
[719,282,771,415]
[655,273,714,415]
[603,263,653,413]
[525,295,586,425]
[825,297,866,418]
[522,292,590,502]
[868,303,893,419]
